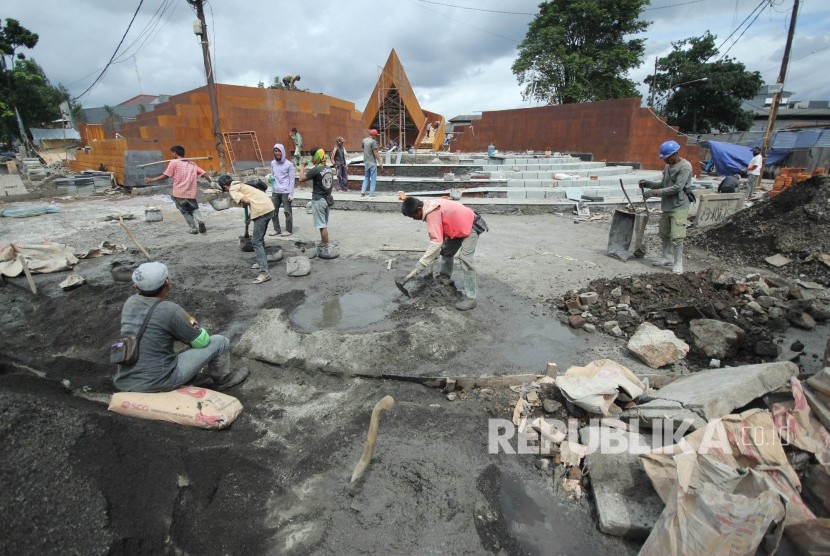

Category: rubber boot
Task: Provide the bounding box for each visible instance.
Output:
[183,213,199,234]
[192,209,207,233]
[652,237,673,267]
[455,270,477,311]
[437,256,454,285]
[672,242,684,274]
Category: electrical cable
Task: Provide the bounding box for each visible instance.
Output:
[414,0,535,16]
[644,0,709,11]
[406,0,522,43]
[718,3,768,60]
[74,0,145,100]
[711,0,769,58]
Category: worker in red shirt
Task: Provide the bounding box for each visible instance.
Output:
[399,196,488,311]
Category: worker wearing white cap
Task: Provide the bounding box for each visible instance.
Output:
[113,261,249,392]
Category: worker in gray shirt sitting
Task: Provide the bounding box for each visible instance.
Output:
[113,262,249,392]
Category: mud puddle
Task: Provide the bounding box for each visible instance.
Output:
[289,290,398,332]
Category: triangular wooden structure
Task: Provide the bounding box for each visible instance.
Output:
[364,50,439,150]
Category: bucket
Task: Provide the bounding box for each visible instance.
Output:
[209,196,232,211]
[317,243,340,259]
[111,261,137,282]
[145,208,163,222]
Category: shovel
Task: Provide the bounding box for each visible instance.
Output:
[394,268,420,297]
[239,205,253,252]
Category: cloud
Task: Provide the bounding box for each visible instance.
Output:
[4,0,828,120]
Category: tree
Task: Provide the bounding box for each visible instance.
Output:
[0,18,38,71]
[644,32,762,133]
[512,0,649,104]
[268,76,284,90]
[0,19,68,143]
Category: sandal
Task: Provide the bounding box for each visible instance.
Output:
[252,273,271,284]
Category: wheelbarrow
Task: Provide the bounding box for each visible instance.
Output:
[607,180,649,262]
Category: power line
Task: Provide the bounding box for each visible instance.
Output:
[407,0,522,43]
[712,0,769,57]
[74,0,145,100]
[718,2,768,60]
[414,0,535,16]
[644,0,709,11]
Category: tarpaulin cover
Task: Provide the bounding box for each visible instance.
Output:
[702,140,788,176]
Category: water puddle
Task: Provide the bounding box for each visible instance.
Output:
[289,291,394,332]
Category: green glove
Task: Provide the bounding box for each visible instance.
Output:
[190,328,211,349]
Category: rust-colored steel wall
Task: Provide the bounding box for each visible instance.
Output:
[451,98,699,171]
[68,84,366,182]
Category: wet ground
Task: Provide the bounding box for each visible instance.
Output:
[1,188,827,554]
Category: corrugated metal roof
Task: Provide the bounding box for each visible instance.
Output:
[30,128,81,144]
[772,131,798,149]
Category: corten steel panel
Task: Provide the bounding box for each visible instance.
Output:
[95,83,365,175]
[451,98,696,171]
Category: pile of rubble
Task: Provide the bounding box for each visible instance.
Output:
[558,270,830,368]
[498,357,830,552]
[689,175,830,286]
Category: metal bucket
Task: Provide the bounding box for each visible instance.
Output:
[209,196,232,211]
[145,208,163,222]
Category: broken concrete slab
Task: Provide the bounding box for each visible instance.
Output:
[627,322,689,368]
[689,318,746,359]
[579,426,662,539]
[765,254,793,267]
[235,307,479,375]
[635,361,798,423]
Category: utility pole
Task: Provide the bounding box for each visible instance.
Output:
[188,0,226,171]
[761,0,799,157]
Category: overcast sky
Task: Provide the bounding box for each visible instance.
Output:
[5,0,829,119]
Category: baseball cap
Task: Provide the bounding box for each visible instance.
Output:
[370,129,379,136]
[132,262,169,292]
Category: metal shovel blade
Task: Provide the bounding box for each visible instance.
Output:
[394,280,411,297]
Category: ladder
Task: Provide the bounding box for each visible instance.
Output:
[222,131,265,173]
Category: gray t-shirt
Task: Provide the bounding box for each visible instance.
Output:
[362,137,378,169]
[113,295,200,392]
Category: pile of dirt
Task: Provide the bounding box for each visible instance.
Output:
[558,270,830,369]
[688,175,830,285]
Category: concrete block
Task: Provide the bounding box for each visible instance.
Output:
[526,190,546,199]
[645,361,798,421]
[124,150,163,187]
[506,190,527,199]
[580,426,663,539]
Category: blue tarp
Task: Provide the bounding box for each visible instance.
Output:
[703,140,788,176]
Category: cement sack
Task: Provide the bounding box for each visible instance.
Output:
[0,241,79,277]
[108,387,243,430]
[771,377,830,460]
[286,256,311,276]
[317,244,339,259]
[555,358,645,416]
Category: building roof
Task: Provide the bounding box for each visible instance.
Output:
[118,94,159,106]
[30,128,81,144]
[448,114,482,123]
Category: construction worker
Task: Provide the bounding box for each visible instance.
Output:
[144,145,208,235]
[639,140,692,274]
[113,261,249,392]
[399,196,488,311]
[282,75,301,90]
[745,146,763,197]
[289,127,303,167]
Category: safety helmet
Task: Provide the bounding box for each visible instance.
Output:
[658,140,681,160]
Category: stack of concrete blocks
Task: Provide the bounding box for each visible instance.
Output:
[470,155,659,202]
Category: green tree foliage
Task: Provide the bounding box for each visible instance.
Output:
[512,0,649,104]
[645,32,762,133]
[0,19,68,142]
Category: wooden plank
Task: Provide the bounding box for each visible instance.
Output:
[17,255,37,295]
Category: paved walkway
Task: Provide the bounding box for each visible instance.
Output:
[0,174,27,197]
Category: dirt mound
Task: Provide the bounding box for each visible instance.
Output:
[689,175,830,285]
[558,270,829,368]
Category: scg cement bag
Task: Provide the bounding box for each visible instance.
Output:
[109,387,243,429]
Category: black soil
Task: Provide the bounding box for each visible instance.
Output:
[688,175,830,285]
